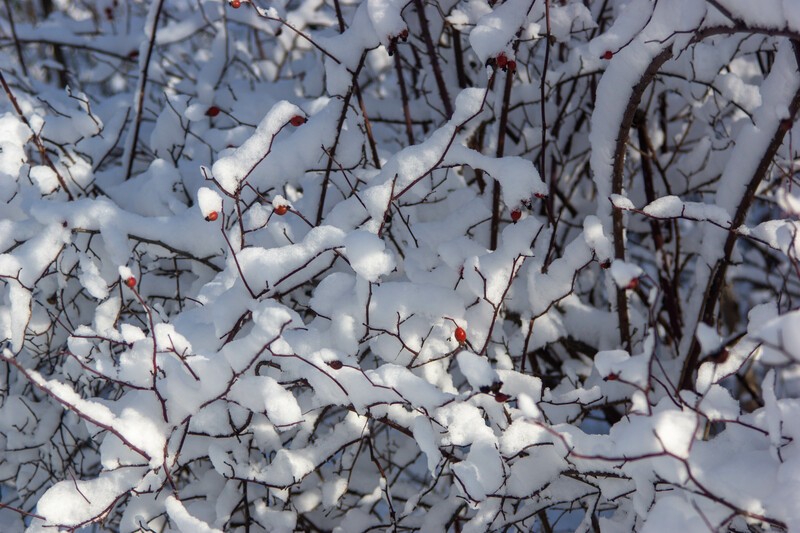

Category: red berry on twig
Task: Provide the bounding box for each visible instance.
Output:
[206,211,218,222]
[328,360,343,370]
[602,50,614,60]
[625,277,639,290]
[494,392,510,403]
[274,205,288,216]
[125,277,136,288]
[496,52,508,69]
[289,115,307,127]
[206,106,221,117]
[511,209,522,222]
[507,60,517,73]
[230,0,241,7]
[455,326,467,344]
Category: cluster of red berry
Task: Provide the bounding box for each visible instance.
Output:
[494,52,517,73]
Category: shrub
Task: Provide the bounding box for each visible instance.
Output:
[1,0,800,531]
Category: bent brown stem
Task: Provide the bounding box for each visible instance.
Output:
[678,41,800,391]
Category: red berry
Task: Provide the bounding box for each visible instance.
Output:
[289,115,307,127]
[125,277,136,288]
[602,50,614,60]
[399,28,409,41]
[494,392,510,403]
[230,0,241,7]
[206,106,220,117]
[328,360,343,370]
[534,192,546,199]
[206,211,218,222]
[454,326,467,344]
[507,60,517,73]
[510,209,522,222]
[496,52,508,69]
[274,205,288,216]
[625,277,640,290]
[605,372,618,381]
[600,259,611,270]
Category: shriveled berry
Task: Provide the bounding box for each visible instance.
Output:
[494,392,510,403]
[328,360,343,370]
[507,60,517,73]
[713,348,730,364]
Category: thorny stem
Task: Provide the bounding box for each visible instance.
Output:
[679,40,800,391]
[316,56,366,225]
[610,47,674,353]
[490,68,514,251]
[0,71,74,200]
[4,0,27,77]
[123,0,166,181]
[394,50,415,146]
[412,0,453,118]
[332,0,380,169]
[635,111,682,339]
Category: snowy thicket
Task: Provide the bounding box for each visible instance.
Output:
[2,0,800,531]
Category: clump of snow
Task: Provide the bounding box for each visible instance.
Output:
[344,230,395,282]
[609,259,643,289]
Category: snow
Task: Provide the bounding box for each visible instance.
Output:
[609,260,643,289]
[457,350,499,390]
[366,0,405,45]
[211,101,303,194]
[752,310,800,365]
[469,0,534,64]
[412,416,443,475]
[642,195,731,226]
[165,495,223,533]
[36,468,144,527]
[343,230,395,282]
[5,1,800,531]
[197,187,222,218]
